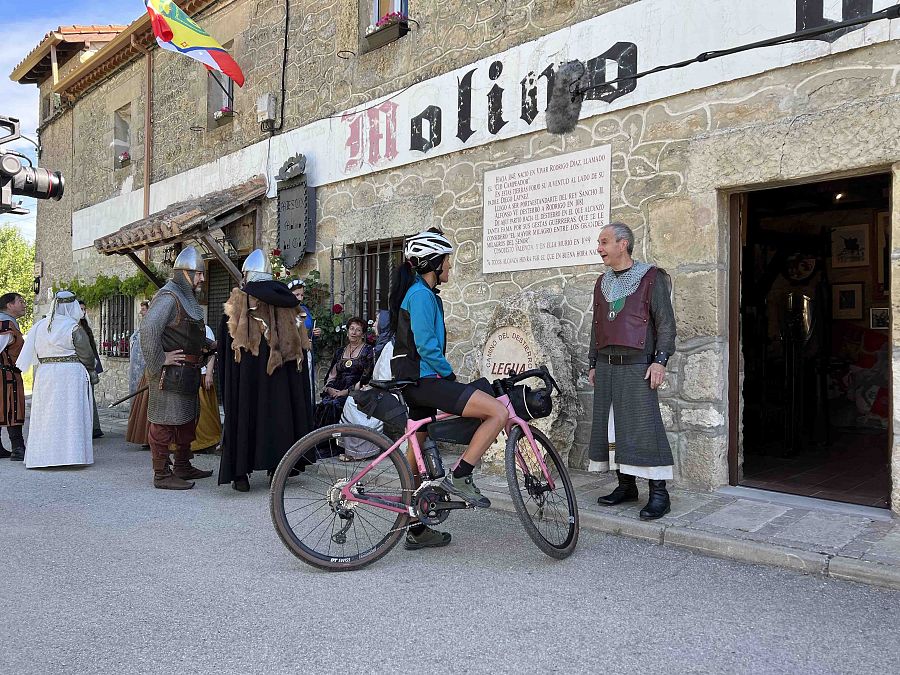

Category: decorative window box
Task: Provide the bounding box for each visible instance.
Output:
[115,157,131,169]
[365,20,409,50]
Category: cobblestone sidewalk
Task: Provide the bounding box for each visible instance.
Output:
[478,467,900,590]
[89,403,900,589]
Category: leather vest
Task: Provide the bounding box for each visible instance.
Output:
[159,291,205,395]
[593,267,658,351]
[160,291,205,356]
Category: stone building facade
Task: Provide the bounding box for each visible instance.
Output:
[12,0,900,513]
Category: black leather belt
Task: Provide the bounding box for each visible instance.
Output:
[600,354,652,365]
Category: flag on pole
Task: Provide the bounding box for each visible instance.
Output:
[145,0,245,87]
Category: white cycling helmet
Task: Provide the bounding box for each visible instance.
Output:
[404,229,453,274]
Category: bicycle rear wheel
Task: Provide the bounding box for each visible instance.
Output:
[505,425,579,559]
[270,424,414,571]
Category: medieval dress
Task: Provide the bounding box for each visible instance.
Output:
[588,263,677,478]
[0,311,26,453]
[191,324,222,452]
[217,280,312,485]
[16,297,96,468]
[125,327,150,446]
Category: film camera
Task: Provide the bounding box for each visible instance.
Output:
[1,115,64,215]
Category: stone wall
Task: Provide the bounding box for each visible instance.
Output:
[299,39,900,509]
[24,0,900,509]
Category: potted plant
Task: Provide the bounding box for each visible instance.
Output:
[116,150,131,168]
[365,11,409,50]
[213,105,234,122]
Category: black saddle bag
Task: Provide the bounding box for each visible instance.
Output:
[351,388,409,439]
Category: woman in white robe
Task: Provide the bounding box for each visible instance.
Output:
[16,291,97,468]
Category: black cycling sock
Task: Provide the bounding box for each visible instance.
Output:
[409,523,427,536]
[453,459,475,479]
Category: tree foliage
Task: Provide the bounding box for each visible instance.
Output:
[0,225,36,332]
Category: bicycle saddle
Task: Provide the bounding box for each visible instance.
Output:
[369,378,417,391]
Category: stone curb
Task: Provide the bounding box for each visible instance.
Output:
[827,557,900,591]
[483,487,900,591]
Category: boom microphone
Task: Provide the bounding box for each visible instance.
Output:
[546,61,586,135]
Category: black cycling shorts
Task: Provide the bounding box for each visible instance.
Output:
[404,377,485,421]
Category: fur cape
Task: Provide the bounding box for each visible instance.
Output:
[224,287,307,375]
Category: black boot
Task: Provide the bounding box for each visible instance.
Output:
[639,479,671,520]
[597,470,639,506]
[8,425,25,462]
[0,442,10,459]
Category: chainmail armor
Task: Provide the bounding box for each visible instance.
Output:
[600,260,652,303]
[140,274,203,425]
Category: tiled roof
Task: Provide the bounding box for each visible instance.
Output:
[94,176,269,255]
[10,25,127,84]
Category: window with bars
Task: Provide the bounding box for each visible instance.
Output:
[331,238,408,321]
[99,295,134,358]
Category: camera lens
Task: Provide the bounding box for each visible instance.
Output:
[12,166,64,201]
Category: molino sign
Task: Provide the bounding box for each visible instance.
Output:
[77,0,899,249]
[321,0,899,184]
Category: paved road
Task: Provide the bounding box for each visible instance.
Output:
[1,437,898,674]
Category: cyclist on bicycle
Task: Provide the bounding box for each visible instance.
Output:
[389,228,509,510]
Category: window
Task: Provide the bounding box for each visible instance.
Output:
[332,238,407,320]
[363,0,409,48]
[207,41,235,127]
[373,0,408,21]
[99,295,135,358]
[113,104,131,168]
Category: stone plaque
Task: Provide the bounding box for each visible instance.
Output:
[481,326,537,378]
[483,145,610,274]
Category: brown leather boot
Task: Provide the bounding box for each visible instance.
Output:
[173,448,213,480]
[153,456,194,490]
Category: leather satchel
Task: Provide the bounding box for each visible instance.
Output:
[160,364,201,396]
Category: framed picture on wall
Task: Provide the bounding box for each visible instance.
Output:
[831,224,869,268]
[876,212,890,297]
[832,283,864,320]
[870,307,890,330]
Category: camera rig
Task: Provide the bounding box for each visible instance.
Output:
[0,115,64,215]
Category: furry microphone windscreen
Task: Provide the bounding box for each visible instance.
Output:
[546,60,586,135]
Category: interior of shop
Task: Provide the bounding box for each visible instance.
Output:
[739,174,892,508]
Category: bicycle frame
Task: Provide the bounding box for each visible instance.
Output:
[337,394,556,514]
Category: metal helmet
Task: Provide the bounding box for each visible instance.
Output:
[242,248,273,282]
[172,246,206,273]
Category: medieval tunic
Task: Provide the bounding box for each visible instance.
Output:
[0,314,25,429]
[125,328,149,445]
[140,277,210,471]
[16,312,96,468]
[191,325,222,452]
[588,265,676,479]
[217,281,312,485]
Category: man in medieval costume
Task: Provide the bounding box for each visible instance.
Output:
[0,293,28,461]
[16,291,97,468]
[140,247,216,490]
[218,249,312,492]
[588,223,677,520]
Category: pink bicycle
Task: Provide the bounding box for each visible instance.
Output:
[270,366,579,571]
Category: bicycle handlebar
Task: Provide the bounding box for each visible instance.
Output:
[493,365,561,396]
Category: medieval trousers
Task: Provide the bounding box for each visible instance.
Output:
[588,266,677,479]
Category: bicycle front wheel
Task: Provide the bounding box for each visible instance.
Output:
[505,425,579,559]
[270,424,414,572]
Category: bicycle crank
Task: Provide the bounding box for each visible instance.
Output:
[413,485,469,526]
